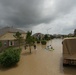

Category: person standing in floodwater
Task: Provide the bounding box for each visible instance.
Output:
[24,45,26,50]
[34,44,36,49]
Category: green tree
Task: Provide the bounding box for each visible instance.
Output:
[25,31,35,53]
[13,32,23,48]
[44,34,50,40]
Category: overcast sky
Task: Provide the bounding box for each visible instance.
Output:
[0,0,76,34]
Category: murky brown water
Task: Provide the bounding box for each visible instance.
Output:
[0,39,76,75]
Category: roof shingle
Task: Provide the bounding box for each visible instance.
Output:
[0,27,26,36]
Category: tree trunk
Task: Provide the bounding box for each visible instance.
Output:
[29,46,31,53]
[19,41,20,49]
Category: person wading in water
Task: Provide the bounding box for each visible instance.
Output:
[34,44,36,50]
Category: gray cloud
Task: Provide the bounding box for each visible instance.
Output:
[0,0,76,34]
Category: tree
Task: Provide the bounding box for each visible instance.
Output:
[13,32,23,48]
[44,34,50,40]
[25,31,35,53]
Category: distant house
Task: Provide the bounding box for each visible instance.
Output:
[32,33,44,40]
[0,27,26,52]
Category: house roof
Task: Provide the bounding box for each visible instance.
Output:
[33,33,44,35]
[32,33,44,37]
[0,27,26,36]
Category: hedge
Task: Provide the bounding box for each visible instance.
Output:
[37,40,40,43]
[0,47,21,67]
[41,40,46,45]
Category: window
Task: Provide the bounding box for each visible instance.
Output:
[4,42,7,46]
[9,41,14,46]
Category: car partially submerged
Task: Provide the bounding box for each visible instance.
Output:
[62,38,76,65]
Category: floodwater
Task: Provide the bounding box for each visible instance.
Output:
[0,39,76,75]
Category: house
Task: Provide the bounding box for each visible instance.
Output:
[0,27,26,52]
[32,33,44,40]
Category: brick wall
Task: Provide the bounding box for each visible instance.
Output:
[0,40,9,52]
[0,40,25,52]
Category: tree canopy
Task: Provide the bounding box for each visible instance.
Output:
[25,31,35,53]
[13,32,23,48]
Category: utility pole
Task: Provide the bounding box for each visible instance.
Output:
[47,28,51,34]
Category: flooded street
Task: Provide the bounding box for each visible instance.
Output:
[0,39,76,75]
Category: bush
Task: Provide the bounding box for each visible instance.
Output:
[41,40,46,45]
[37,40,40,43]
[0,47,21,67]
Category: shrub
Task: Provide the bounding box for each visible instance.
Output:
[41,40,46,45]
[0,47,21,67]
[37,40,40,43]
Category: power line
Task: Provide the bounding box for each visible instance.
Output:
[46,28,51,34]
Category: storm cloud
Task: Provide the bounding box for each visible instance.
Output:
[0,0,76,34]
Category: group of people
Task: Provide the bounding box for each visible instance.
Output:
[24,44,37,50]
[24,44,54,51]
[46,45,54,50]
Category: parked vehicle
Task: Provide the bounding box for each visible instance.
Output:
[62,38,76,65]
